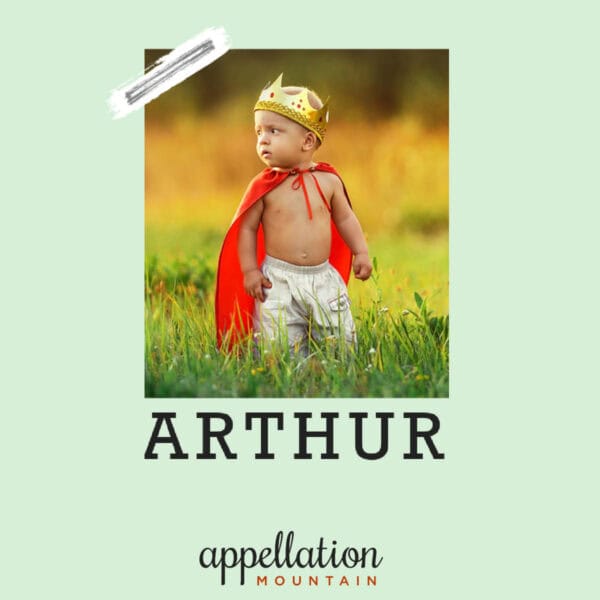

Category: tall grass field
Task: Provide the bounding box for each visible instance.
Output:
[145,116,448,397]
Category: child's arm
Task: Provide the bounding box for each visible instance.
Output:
[237,199,272,302]
[331,178,373,281]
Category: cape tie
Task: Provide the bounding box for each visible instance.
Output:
[290,168,331,220]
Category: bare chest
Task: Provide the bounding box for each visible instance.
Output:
[262,175,332,224]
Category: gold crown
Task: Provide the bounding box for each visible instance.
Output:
[254,73,330,142]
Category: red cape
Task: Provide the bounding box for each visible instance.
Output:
[215,162,353,348]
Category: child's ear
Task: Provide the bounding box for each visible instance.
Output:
[302,131,317,151]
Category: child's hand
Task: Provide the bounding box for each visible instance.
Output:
[353,253,373,281]
[243,269,272,302]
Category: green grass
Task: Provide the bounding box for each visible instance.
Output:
[144,116,448,397]
[144,248,448,398]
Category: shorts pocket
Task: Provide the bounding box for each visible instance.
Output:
[328,293,350,312]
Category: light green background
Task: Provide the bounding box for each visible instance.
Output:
[3,1,598,598]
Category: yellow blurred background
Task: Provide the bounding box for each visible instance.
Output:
[145,50,448,315]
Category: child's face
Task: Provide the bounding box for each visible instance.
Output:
[254,110,311,169]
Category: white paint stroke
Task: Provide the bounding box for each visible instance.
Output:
[108,26,230,119]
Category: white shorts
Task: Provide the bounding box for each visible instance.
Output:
[253,255,356,350]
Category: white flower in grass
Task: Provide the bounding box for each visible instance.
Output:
[368,347,376,355]
[378,306,389,313]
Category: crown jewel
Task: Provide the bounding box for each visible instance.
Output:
[254,73,330,142]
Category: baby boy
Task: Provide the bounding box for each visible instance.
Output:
[215,74,372,351]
